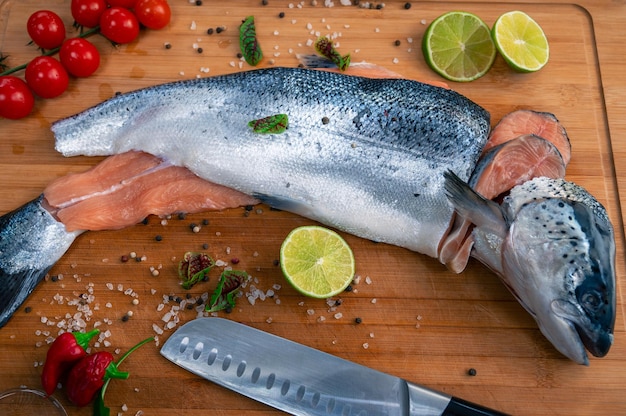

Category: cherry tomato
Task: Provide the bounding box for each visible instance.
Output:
[134,0,171,30]
[106,0,138,7]
[99,7,140,44]
[0,76,35,119]
[26,10,66,50]
[71,0,107,28]
[25,56,69,99]
[60,38,101,77]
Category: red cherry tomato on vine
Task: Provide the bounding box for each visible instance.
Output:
[106,0,138,7]
[27,10,66,50]
[25,56,69,99]
[0,76,35,119]
[60,38,101,77]
[134,0,171,30]
[99,7,140,44]
[71,0,107,28]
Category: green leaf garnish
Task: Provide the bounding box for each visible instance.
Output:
[315,36,350,71]
[206,270,249,313]
[178,252,214,290]
[248,113,288,134]
[239,16,263,66]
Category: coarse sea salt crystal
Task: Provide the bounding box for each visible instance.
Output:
[190,21,196,30]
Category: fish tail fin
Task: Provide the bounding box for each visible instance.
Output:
[0,264,54,329]
[0,196,79,328]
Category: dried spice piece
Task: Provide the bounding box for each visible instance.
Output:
[314,36,350,71]
[206,270,249,313]
[178,252,214,289]
[239,16,263,66]
[248,113,288,134]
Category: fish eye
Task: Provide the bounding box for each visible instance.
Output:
[581,290,603,313]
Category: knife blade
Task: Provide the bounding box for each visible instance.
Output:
[160,318,509,416]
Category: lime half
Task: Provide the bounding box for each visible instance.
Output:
[280,226,355,299]
[492,11,549,72]
[422,11,496,82]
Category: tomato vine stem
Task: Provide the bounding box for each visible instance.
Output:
[0,26,100,76]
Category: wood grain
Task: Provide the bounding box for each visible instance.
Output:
[0,1,625,415]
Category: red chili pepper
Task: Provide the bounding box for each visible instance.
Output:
[65,351,129,407]
[40,328,100,396]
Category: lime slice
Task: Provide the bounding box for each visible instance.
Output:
[492,11,549,72]
[422,11,496,82]
[280,225,355,299]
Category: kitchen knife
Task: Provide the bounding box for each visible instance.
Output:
[160,317,509,416]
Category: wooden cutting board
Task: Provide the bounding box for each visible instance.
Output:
[0,1,624,415]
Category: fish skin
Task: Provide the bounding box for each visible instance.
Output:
[444,172,615,365]
[0,196,81,327]
[52,67,491,258]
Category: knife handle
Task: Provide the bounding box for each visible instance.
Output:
[443,396,510,416]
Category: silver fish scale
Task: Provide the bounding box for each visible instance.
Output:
[52,67,490,257]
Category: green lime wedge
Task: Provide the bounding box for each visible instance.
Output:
[422,11,497,82]
[492,11,549,72]
[280,226,355,299]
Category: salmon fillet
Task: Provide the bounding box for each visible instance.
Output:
[44,151,259,232]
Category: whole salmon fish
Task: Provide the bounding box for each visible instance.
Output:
[0,68,615,366]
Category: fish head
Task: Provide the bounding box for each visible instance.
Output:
[499,178,616,365]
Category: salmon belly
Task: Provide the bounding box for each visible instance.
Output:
[44,151,259,232]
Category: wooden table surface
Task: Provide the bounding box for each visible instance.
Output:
[0,0,625,415]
